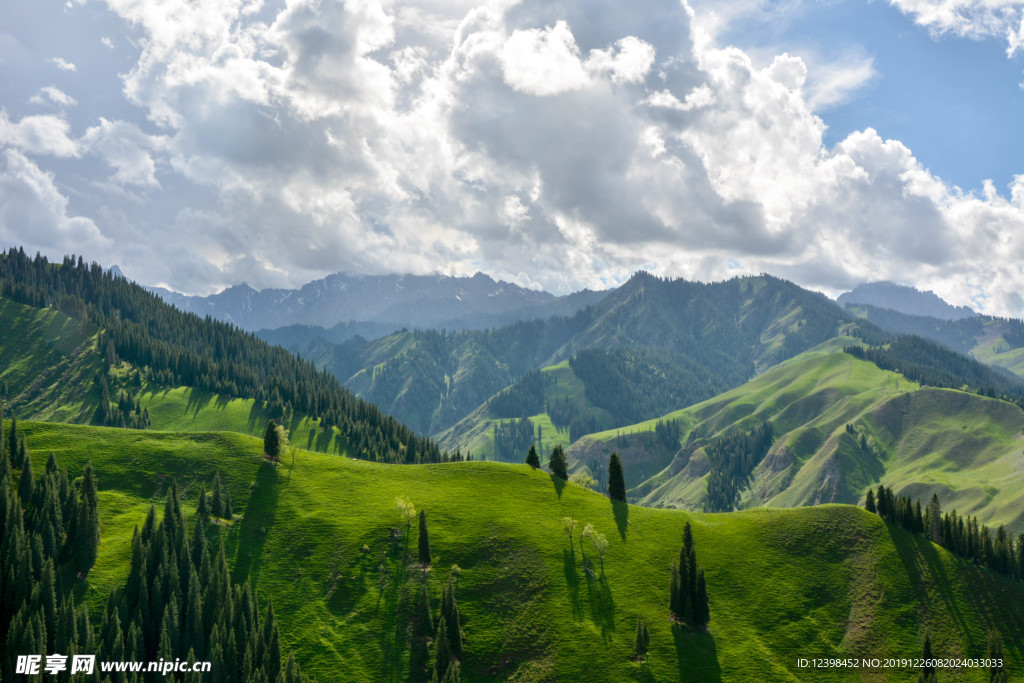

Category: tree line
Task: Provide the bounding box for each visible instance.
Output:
[0,248,445,465]
[845,336,1024,408]
[704,421,774,513]
[1,415,100,679]
[866,486,1024,584]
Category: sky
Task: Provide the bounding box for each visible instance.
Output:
[1,0,1024,316]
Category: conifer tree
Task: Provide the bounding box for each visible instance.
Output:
[607,452,626,502]
[433,616,453,682]
[211,472,224,518]
[548,445,568,480]
[418,510,431,566]
[865,488,876,514]
[525,445,540,469]
[197,482,209,525]
[694,568,710,627]
[416,583,433,637]
[18,451,34,508]
[73,462,100,572]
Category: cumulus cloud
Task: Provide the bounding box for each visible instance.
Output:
[2,0,1022,316]
[886,0,1024,55]
[0,111,79,157]
[0,150,110,253]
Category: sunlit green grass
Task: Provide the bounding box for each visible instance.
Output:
[18,420,1024,682]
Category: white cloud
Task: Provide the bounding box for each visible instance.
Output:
[886,0,1024,55]
[49,57,77,71]
[499,21,591,95]
[82,118,166,188]
[29,86,78,108]
[0,0,1013,316]
[0,111,79,157]
[804,52,876,111]
[101,36,114,49]
[0,150,110,253]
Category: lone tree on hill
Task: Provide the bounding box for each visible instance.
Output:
[418,510,431,566]
[548,445,568,480]
[608,452,626,502]
[525,445,540,469]
[264,419,287,462]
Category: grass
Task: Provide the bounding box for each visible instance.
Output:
[437,361,613,461]
[17,420,1024,681]
[568,343,1024,534]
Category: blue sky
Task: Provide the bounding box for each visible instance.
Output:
[2,0,1024,315]
[709,0,1024,195]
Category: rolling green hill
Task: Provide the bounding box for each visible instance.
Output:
[569,341,1024,533]
[17,420,1024,681]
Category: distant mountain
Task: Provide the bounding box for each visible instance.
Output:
[318,272,883,439]
[842,303,1024,380]
[149,272,607,333]
[837,281,976,320]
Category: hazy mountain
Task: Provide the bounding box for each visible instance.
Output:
[324,272,881,437]
[837,281,976,320]
[149,271,607,333]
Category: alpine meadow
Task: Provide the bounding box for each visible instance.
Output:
[6,0,1024,681]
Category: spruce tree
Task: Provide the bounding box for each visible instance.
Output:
[548,445,568,480]
[416,583,433,636]
[264,420,282,461]
[865,488,876,514]
[694,568,710,627]
[73,462,100,572]
[196,482,209,525]
[418,510,431,566]
[433,616,453,682]
[525,445,540,469]
[211,472,224,518]
[607,452,626,502]
[18,452,34,508]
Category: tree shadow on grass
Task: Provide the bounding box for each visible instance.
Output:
[184,387,214,418]
[585,574,616,644]
[673,623,721,682]
[551,474,567,499]
[563,549,583,621]
[888,524,1024,665]
[246,401,267,434]
[232,460,279,585]
[887,525,971,636]
[612,500,629,541]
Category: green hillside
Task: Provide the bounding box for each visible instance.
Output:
[436,361,609,461]
[18,420,1024,681]
[569,341,1024,533]
[0,297,101,423]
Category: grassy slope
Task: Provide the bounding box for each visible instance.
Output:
[570,339,1024,533]
[436,361,610,461]
[0,297,102,422]
[0,297,348,455]
[18,420,1024,682]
